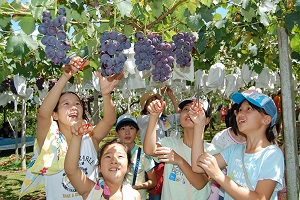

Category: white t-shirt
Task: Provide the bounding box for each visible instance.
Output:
[45,134,98,199]
[86,178,137,200]
[157,137,221,200]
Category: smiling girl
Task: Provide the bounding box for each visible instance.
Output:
[20,56,123,199]
[65,137,141,200]
[191,90,285,200]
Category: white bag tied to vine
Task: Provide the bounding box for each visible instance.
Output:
[172,57,194,81]
[206,62,225,92]
[127,71,146,90]
[225,74,238,98]
[13,74,27,96]
[256,67,271,89]
[0,92,9,106]
[195,70,206,88]
[241,64,252,84]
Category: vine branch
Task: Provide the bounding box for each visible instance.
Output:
[146,0,186,29]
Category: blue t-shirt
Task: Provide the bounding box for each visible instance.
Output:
[221,143,285,200]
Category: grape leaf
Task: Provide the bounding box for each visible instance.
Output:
[0,15,10,28]
[241,0,251,10]
[149,1,163,18]
[87,38,98,55]
[187,14,204,31]
[19,16,36,35]
[258,8,270,26]
[116,0,132,17]
[31,0,53,7]
[291,33,300,53]
[215,19,226,29]
[232,0,242,3]
[200,0,213,7]
[74,29,85,44]
[132,3,143,18]
[0,0,7,6]
[295,0,300,11]
[87,23,95,37]
[259,0,278,13]
[241,7,255,22]
[6,32,37,59]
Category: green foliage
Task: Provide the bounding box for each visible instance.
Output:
[0,0,298,110]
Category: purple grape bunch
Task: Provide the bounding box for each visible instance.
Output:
[48,79,57,91]
[151,41,175,82]
[36,77,45,90]
[172,32,196,68]
[0,78,17,94]
[133,32,156,71]
[134,32,174,82]
[99,31,131,76]
[38,8,71,66]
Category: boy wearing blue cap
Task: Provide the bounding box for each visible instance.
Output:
[191,90,285,200]
[116,114,157,200]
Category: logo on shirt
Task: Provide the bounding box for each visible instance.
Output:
[62,166,88,192]
[168,164,186,184]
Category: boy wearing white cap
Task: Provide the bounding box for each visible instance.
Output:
[143,98,220,200]
[116,114,157,200]
[191,90,285,200]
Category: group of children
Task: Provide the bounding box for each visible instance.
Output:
[20,56,285,200]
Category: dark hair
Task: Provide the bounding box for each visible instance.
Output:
[53,91,87,120]
[116,121,139,132]
[236,101,276,143]
[2,121,10,128]
[98,138,131,167]
[228,103,239,135]
[140,96,159,115]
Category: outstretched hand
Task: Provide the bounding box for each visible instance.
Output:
[147,99,165,116]
[155,146,181,165]
[62,56,89,78]
[196,152,222,180]
[188,100,207,125]
[96,71,124,95]
[70,120,93,136]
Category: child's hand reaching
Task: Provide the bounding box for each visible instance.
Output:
[147,99,165,117]
[70,120,93,136]
[62,56,89,78]
[156,147,182,165]
[189,100,206,125]
[196,152,223,180]
[96,71,124,96]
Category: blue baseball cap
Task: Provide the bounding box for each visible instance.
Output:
[231,90,277,126]
[116,114,139,130]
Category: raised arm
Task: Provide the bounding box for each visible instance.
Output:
[190,100,208,173]
[165,86,179,113]
[197,153,276,199]
[143,99,165,156]
[37,57,87,149]
[91,72,124,145]
[64,120,95,199]
[161,86,179,113]
[156,146,210,190]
